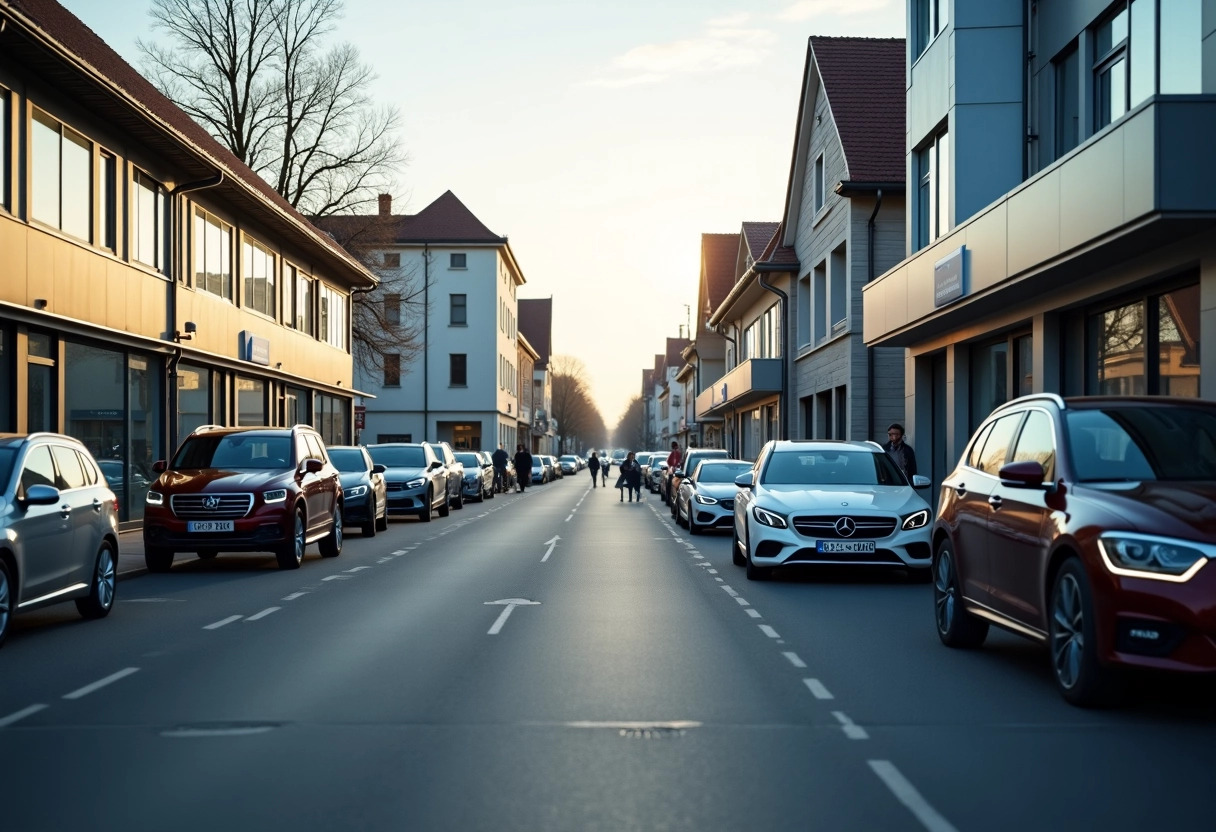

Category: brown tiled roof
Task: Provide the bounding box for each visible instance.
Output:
[741,222,780,260]
[518,298,553,369]
[4,0,372,281]
[700,233,739,320]
[390,191,505,243]
[810,37,906,184]
[666,337,691,367]
[758,224,799,267]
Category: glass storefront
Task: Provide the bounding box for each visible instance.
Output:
[314,392,349,445]
[285,386,307,426]
[0,326,10,431]
[177,363,213,438]
[237,376,266,425]
[1089,285,1198,397]
[27,332,54,433]
[128,355,159,519]
[971,340,1009,430]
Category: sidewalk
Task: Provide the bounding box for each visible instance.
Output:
[117,529,148,580]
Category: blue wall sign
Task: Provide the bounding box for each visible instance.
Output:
[240,331,271,365]
[934,246,967,308]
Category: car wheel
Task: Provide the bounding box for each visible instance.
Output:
[0,558,12,648]
[76,541,117,619]
[362,498,377,537]
[145,546,175,573]
[933,542,988,648]
[1050,558,1121,707]
[376,506,389,532]
[276,507,307,569]
[744,526,770,581]
[196,549,219,560]
[453,488,464,510]
[320,504,343,557]
[688,506,700,536]
[731,522,746,566]
[438,487,451,517]
[419,489,433,522]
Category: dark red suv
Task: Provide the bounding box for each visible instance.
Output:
[932,395,1216,706]
[143,425,343,571]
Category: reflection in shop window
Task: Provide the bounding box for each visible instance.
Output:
[1094,302,1146,395]
[237,377,266,426]
[1159,286,1200,397]
[971,341,1009,431]
[127,355,160,520]
[177,364,211,438]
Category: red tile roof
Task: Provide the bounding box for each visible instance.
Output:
[809,37,906,184]
[700,233,739,321]
[741,222,780,260]
[518,298,553,369]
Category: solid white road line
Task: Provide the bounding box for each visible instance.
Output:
[759,625,781,639]
[162,726,275,737]
[281,592,307,601]
[832,711,868,740]
[0,704,47,728]
[63,667,140,700]
[745,609,763,618]
[245,607,281,621]
[868,760,960,832]
[782,652,807,668]
[803,678,834,699]
[204,615,243,630]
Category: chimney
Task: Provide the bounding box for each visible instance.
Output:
[378,194,392,216]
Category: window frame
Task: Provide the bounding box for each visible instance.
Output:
[31,108,94,243]
[450,353,468,387]
[383,353,401,387]
[450,293,468,326]
[193,206,234,302]
[450,252,467,269]
[132,168,170,274]
[241,233,278,319]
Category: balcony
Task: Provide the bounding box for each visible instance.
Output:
[694,358,783,420]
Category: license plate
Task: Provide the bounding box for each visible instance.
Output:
[817,540,876,554]
[187,520,234,533]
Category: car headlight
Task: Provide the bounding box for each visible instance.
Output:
[464,474,478,483]
[752,505,788,529]
[901,509,930,530]
[406,478,426,488]
[1098,534,1210,580]
[695,493,718,505]
[263,489,288,503]
[344,485,368,498]
[146,491,164,506]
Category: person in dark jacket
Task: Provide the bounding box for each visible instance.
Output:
[492,444,510,493]
[588,450,602,487]
[881,423,917,479]
[513,444,533,492]
[618,451,643,502]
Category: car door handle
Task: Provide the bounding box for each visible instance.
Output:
[92,498,105,513]
[60,504,72,517]
[951,482,967,497]
[988,495,1003,509]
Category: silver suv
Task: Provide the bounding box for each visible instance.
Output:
[0,433,120,648]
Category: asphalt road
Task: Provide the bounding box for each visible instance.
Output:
[2,476,1214,831]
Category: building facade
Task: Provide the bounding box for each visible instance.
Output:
[0,0,374,522]
[519,297,556,455]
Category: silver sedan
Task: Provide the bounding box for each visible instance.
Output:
[676,459,754,535]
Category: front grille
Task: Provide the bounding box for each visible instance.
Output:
[720,499,734,510]
[791,515,898,539]
[170,493,254,519]
[386,481,409,492]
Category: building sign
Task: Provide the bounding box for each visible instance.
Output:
[354,406,366,430]
[934,246,967,308]
[240,331,271,365]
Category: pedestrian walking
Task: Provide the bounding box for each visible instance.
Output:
[618,451,643,502]
[491,444,510,493]
[588,450,602,487]
[513,444,533,492]
[664,440,682,504]
[881,423,918,479]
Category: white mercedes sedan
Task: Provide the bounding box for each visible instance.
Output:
[732,440,933,581]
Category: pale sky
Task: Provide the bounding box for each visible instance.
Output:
[60,0,906,429]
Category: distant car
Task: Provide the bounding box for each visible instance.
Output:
[143,425,343,571]
[559,454,580,475]
[531,458,550,484]
[676,459,754,535]
[733,440,932,581]
[648,459,669,492]
[0,433,120,648]
[456,451,495,502]
[933,394,1216,707]
[369,443,449,522]
[669,449,731,515]
[541,455,559,479]
[327,445,388,536]
[424,441,465,511]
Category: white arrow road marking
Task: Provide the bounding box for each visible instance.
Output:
[541,536,561,563]
[485,598,541,635]
[868,761,959,832]
[0,704,47,728]
[833,711,868,740]
[63,667,140,700]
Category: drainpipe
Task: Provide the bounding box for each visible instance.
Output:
[866,189,884,442]
[423,243,430,439]
[715,322,738,455]
[757,271,789,440]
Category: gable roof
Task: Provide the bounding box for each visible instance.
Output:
[809,36,906,184]
[389,191,506,244]
[518,298,553,369]
[741,222,780,261]
[758,224,798,266]
[700,233,739,323]
[666,337,691,368]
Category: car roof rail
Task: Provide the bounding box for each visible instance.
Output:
[862,440,885,451]
[994,393,1067,413]
[193,424,225,432]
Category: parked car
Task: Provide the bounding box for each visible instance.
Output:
[932,394,1216,707]
[424,441,465,511]
[559,454,580,475]
[143,425,343,571]
[676,459,755,535]
[636,452,657,482]
[669,448,731,515]
[531,458,550,484]
[456,452,495,502]
[368,443,449,522]
[0,433,120,648]
[546,455,562,479]
[327,445,388,536]
[648,459,669,492]
[733,440,933,582]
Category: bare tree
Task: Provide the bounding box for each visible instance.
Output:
[139,0,405,216]
[613,396,647,452]
[550,355,607,454]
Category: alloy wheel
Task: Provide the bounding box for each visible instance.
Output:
[934,551,955,635]
[1051,573,1084,690]
[0,561,11,644]
[96,546,116,609]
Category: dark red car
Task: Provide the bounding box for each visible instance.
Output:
[932,395,1216,706]
[143,425,343,571]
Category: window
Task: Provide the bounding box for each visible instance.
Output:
[913,0,947,59]
[237,377,266,426]
[976,413,1023,475]
[1055,45,1080,157]
[319,284,348,350]
[1090,284,1200,397]
[194,208,233,300]
[813,153,825,214]
[450,294,467,326]
[19,445,57,495]
[314,393,348,444]
[915,128,949,251]
[0,87,8,211]
[242,236,277,317]
[813,260,827,344]
[797,272,811,348]
[971,340,1010,430]
[291,267,315,335]
[51,445,87,490]
[450,252,467,269]
[450,353,467,386]
[384,353,401,386]
[1092,1,1158,131]
[99,151,116,252]
[133,170,169,272]
[1094,6,1129,129]
[383,252,400,268]
[385,294,401,326]
[1011,410,1056,480]
[829,242,846,333]
[32,110,92,242]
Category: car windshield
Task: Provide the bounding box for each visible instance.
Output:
[456,453,481,467]
[172,434,292,469]
[369,446,426,468]
[328,448,368,473]
[561,455,577,462]
[762,449,906,486]
[1065,406,1216,482]
[696,462,753,483]
[0,447,16,490]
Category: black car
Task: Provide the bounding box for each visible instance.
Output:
[327,445,388,536]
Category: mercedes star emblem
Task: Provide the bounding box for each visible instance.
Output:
[834,517,857,537]
[203,496,221,511]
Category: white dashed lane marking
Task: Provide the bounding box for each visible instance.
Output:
[281,592,307,601]
[832,711,868,740]
[782,652,807,668]
[0,704,47,728]
[245,607,280,621]
[803,679,834,700]
[734,597,750,607]
[868,760,959,832]
[759,625,781,639]
[745,609,763,618]
[63,667,140,700]
[204,615,243,630]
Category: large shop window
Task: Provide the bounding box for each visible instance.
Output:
[32,110,92,242]
[237,377,267,426]
[27,332,54,433]
[194,208,233,300]
[1090,285,1200,397]
[314,393,348,445]
[970,333,1033,431]
[133,170,169,273]
[242,236,277,318]
[177,363,216,438]
[0,327,9,431]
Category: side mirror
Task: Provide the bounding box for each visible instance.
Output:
[371,464,387,475]
[673,469,684,478]
[734,472,755,488]
[998,460,1046,488]
[429,460,442,471]
[304,458,324,474]
[21,483,61,507]
[912,475,932,489]
[152,460,167,474]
